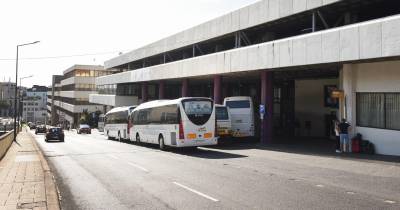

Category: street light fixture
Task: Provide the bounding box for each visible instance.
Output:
[13,41,40,142]
[18,75,34,125]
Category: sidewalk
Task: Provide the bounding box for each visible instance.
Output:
[0,129,60,210]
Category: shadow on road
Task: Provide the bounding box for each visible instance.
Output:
[115,139,248,159]
[212,138,400,164]
[172,147,248,159]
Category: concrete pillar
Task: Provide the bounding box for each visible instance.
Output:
[158,81,165,99]
[341,64,356,137]
[260,71,273,144]
[213,75,222,104]
[141,82,148,102]
[181,79,189,97]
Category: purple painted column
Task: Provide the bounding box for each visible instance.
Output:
[141,82,148,102]
[181,79,189,97]
[158,81,165,99]
[261,71,273,144]
[213,75,222,104]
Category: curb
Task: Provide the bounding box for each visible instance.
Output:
[28,130,61,210]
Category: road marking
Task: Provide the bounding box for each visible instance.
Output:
[346,191,356,195]
[173,182,219,202]
[107,154,119,160]
[127,162,149,172]
[384,200,396,204]
[316,184,324,188]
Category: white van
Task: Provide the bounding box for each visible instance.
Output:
[223,96,255,137]
[215,104,232,138]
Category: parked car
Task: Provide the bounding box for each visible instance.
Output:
[45,127,64,142]
[35,125,47,134]
[77,124,91,134]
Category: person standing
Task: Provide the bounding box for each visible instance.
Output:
[339,119,351,152]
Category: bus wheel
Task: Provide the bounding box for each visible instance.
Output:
[159,135,166,151]
[136,133,141,145]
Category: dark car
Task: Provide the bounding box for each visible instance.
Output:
[77,124,91,134]
[45,127,64,142]
[35,125,47,134]
[29,123,37,130]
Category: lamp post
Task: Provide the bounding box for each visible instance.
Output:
[14,41,40,142]
[18,75,34,124]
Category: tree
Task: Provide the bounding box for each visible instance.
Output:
[79,110,90,125]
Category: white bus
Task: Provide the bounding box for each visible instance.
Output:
[104,106,136,141]
[223,96,255,137]
[98,114,105,132]
[129,97,217,150]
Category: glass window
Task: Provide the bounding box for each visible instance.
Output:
[182,99,213,126]
[216,107,229,120]
[356,93,400,130]
[385,93,400,130]
[183,100,212,115]
[357,93,385,128]
[225,100,251,109]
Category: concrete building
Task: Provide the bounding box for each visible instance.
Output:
[0,82,18,118]
[22,85,48,124]
[91,0,400,156]
[47,65,116,128]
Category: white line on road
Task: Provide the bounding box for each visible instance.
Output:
[127,162,149,172]
[107,154,119,160]
[173,182,219,202]
[384,200,396,204]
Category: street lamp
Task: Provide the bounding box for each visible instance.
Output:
[14,41,40,141]
[18,75,34,125]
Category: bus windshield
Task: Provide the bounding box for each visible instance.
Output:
[225,100,251,109]
[216,107,229,120]
[182,99,213,125]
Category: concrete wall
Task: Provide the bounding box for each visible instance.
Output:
[105,0,342,69]
[295,79,339,137]
[89,94,139,107]
[0,131,14,160]
[60,91,97,99]
[54,100,103,114]
[342,61,400,156]
[98,15,400,86]
[61,77,96,86]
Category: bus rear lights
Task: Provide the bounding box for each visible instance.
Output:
[179,120,184,139]
[187,133,197,139]
[204,133,212,139]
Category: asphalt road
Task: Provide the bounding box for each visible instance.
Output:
[31,129,400,210]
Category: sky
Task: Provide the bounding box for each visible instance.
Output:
[0,0,258,88]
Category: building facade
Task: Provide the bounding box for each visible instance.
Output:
[22,85,48,124]
[47,65,116,128]
[90,0,400,156]
[0,82,18,118]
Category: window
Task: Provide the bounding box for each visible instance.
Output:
[132,105,179,125]
[216,107,229,120]
[357,93,400,130]
[105,111,129,124]
[225,100,251,109]
[385,93,400,130]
